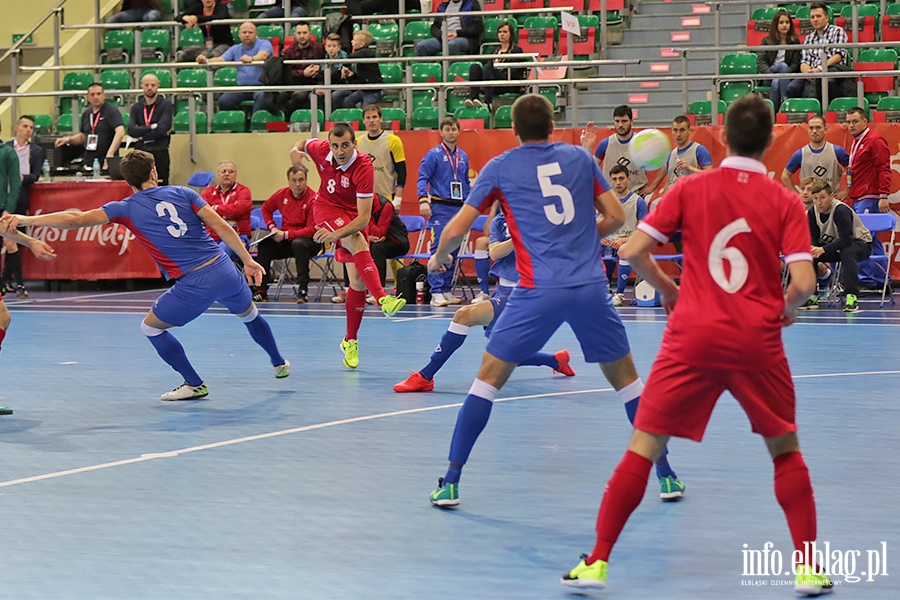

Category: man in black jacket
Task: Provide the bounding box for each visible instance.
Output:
[128,73,173,185]
[416,0,483,56]
[176,0,233,62]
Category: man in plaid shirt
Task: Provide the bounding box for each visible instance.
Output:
[800,2,851,99]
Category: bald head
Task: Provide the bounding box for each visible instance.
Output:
[141,73,160,101]
[238,21,257,46]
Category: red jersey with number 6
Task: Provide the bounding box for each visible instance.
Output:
[304,138,374,215]
[637,156,812,371]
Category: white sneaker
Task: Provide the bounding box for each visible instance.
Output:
[472,291,491,303]
[430,292,449,307]
[274,360,290,379]
[160,382,209,401]
[612,293,624,307]
[446,294,462,305]
[365,294,377,305]
[464,99,475,108]
[472,98,484,108]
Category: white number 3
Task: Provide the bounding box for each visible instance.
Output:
[156,201,188,238]
[537,162,575,226]
[708,218,751,293]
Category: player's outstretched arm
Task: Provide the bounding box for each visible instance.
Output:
[429,204,480,273]
[0,220,57,260]
[619,230,679,314]
[196,205,264,285]
[289,140,310,172]
[4,208,110,230]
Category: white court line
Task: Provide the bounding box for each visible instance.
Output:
[10,288,167,304]
[3,369,900,490]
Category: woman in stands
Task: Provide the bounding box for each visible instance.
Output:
[757,9,803,110]
[465,21,527,112]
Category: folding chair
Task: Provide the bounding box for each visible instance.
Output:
[452,214,489,301]
[832,213,897,307]
[310,244,344,302]
[397,215,430,261]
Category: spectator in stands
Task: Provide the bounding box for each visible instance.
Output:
[367,193,410,298]
[757,9,803,110]
[580,105,653,196]
[357,105,407,211]
[645,115,713,195]
[128,73,173,186]
[108,0,164,23]
[280,22,326,113]
[201,160,253,262]
[800,2,851,100]
[465,20,526,111]
[316,34,348,105]
[332,30,384,109]
[54,83,125,172]
[602,165,648,308]
[418,115,469,307]
[254,166,320,303]
[346,0,399,16]
[805,179,871,312]
[176,0,233,63]
[258,0,309,18]
[199,21,272,113]
[846,107,891,214]
[416,0,484,57]
[781,115,848,199]
[3,116,44,299]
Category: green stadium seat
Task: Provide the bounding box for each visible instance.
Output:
[56,112,76,133]
[177,68,208,88]
[250,110,285,132]
[101,30,135,64]
[454,106,490,129]
[368,23,399,57]
[411,106,439,130]
[173,111,208,133]
[100,70,131,91]
[781,97,821,114]
[379,63,403,102]
[140,29,172,63]
[59,71,94,116]
[539,86,561,111]
[751,7,778,21]
[720,53,757,75]
[380,107,407,130]
[412,62,442,109]
[687,100,728,125]
[330,107,363,128]
[828,97,869,118]
[447,61,478,113]
[493,105,512,128]
[876,95,900,111]
[256,25,285,43]
[120,110,131,130]
[289,109,326,131]
[211,110,247,133]
[32,114,54,134]
[178,27,205,50]
[721,81,754,103]
[141,68,173,89]
[402,21,432,56]
[213,67,238,87]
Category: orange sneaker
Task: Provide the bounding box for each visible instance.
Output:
[393,372,435,393]
[553,349,576,377]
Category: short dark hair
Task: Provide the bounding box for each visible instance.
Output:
[809,2,829,15]
[724,95,772,157]
[807,115,826,127]
[362,104,382,117]
[17,115,35,125]
[511,94,553,142]
[120,149,156,189]
[609,164,630,177]
[329,122,356,140]
[613,105,633,119]
[439,115,460,130]
[87,82,104,92]
[810,179,832,194]
[286,165,307,179]
[846,106,868,120]
[295,22,310,31]
[672,115,691,127]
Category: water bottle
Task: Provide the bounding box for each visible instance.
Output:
[42,159,50,181]
[415,280,425,305]
[92,158,101,178]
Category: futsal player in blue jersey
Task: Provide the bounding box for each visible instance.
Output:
[2,150,290,401]
[427,95,683,507]
[393,207,574,394]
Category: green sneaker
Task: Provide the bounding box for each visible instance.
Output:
[561,554,608,589]
[429,477,459,508]
[340,339,359,369]
[0,406,12,415]
[795,564,834,596]
[844,293,859,313]
[379,294,406,317]
[274,359,290,379]
[659,476,685,501]
[799,296,819,310]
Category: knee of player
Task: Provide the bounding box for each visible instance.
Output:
[0,307,11,330]
[453,303,491,327]
[474,236,489,252]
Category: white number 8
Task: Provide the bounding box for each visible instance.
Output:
[327,179,336,194]
[708,218,751,293]
[537,162,575,226]
[156,201,188,238]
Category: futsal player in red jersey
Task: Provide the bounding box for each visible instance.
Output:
[562,95,833,596]
[289,124,406,369]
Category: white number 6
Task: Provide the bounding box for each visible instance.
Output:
[708,218,751,293]
[537,162,575,226]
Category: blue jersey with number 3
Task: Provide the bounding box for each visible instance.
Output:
[101,186,222,280]
[465,142,611,288]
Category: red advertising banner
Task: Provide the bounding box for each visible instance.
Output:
[23,181,162,280]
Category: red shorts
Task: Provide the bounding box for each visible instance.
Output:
[314,203,366,263]
[634,352,797,442]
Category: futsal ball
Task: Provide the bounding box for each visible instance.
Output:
[630,129,671,171]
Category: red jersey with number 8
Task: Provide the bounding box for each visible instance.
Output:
[637,156,812,371]
[304,138,374,214]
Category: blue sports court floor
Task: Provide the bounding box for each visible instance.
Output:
[0,288,897,599]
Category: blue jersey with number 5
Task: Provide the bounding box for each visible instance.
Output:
[465,142,611,288]
[101,186,222,280]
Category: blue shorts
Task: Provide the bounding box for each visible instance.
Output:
[485,282,631,364]
[483,284,513,338]
[152,254,253,327]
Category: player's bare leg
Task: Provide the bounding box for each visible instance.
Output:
[601,353,685,500]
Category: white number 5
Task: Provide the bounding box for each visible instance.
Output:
[708,218,751,293]
[538,162,575,226]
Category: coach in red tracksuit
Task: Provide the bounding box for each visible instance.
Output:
[201,161,253,266]
[846,107,892,214]
[254,166,321,303]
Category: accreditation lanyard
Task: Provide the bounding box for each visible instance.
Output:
[441,143,460,181]
[89,110,102,133]
[203,7,214,38]
[143,103,156,126]
[847,128,869,188]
